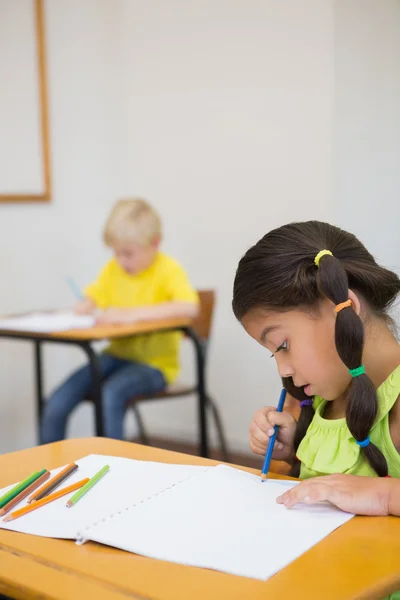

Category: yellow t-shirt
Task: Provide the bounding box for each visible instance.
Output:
[85,253,198,383]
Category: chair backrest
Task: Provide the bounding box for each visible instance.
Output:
[191,290,215,342]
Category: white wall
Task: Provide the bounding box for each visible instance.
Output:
[118,0,334,449]
[333,0,400,275]
[0,0,123,450]
[1,0,398,456]
[333,0,400,325]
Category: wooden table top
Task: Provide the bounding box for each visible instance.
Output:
[0,316,192,341]
[0,438,399,600]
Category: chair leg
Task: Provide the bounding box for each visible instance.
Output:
[131,404,150,446]
[206,396,230,462]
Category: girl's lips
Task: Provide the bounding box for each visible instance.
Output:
[304,384,312,396]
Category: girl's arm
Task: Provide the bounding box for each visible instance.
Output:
[277,473,400,516]
[388,479,400,516]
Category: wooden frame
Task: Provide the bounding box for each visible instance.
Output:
[0,0,51,203]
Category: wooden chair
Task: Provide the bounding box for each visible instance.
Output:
[129,290,229,461]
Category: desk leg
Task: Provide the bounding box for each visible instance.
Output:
[79,343,104,437]
[34,341,44,443]
[185,328,209,458]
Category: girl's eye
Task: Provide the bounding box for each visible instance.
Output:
[270,341,288,358]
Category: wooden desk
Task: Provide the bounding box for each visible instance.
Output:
[0,317,210,456]
[0,439,399,600]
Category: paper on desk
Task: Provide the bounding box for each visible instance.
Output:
[0,311,95,332]
[0,454,208,539]
[84,464,354,580]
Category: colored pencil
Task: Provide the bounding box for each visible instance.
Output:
[29,463,79,503]
[3,478,89,522]
[66,465,110,508]
[0,471,46,509]
[65,277,83,300]
[261,388,287,481]
[0,472,50,516]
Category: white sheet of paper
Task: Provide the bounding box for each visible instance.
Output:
[84,464,354,580]
[0,455,208,539]
[0,311,95,332]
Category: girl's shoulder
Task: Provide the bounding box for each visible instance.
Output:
[385,366,400,450]
[377,364,400,420]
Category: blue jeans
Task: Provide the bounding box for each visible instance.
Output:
[40,353,166,443]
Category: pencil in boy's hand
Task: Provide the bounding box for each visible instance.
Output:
[261,388,287,481]
[66,465,110,508]
[3,478,89,522]
[0,471,50,516]
[0,470,47,509]
[29,463,79,503]
[65,277,83,300]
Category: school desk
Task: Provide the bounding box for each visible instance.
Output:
[0,316,211,456]
[0,438,399,600]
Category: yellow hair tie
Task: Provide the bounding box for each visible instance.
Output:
[314,249,333,267]
[335,299,352,313]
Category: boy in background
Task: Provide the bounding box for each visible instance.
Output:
[40,198,198,443]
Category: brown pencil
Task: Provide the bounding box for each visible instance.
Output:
[28,463,79,502]
[4,478,89,522]
[0,471,50,516]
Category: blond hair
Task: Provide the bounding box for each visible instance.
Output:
[103,198,162,246]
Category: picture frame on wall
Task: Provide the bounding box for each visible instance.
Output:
[0,0,51,203]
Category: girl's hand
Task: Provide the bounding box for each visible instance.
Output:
[276,474,392,516]
[249,406,296,463]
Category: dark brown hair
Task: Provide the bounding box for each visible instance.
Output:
[232,221,400,477]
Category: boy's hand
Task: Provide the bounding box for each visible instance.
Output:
[276,474,392,516]
[74,298,96,315]
[96,308,135,325]
[249,407,296,463]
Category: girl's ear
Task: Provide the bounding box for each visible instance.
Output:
[348,289,361,316]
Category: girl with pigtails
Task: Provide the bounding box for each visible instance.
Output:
[233,221,400,519]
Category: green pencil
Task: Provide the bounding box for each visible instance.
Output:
[66,465,110,508]
[0,470,47,509]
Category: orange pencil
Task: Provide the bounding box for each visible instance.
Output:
[28,462,78,503]
[3,478,89,522]
[0,471,50,516]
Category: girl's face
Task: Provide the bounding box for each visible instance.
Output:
[241,299,351,401]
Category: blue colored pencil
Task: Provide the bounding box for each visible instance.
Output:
[261,388,287,481]
[65,277,83,300]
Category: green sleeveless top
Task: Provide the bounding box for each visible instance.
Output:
[298,365,400,479]
[298,365,400,600]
